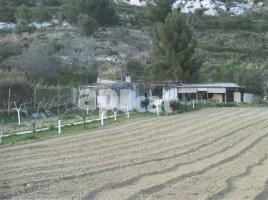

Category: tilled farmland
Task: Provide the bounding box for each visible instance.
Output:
[1,107,268,200]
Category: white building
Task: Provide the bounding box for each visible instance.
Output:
[74,80,243,112]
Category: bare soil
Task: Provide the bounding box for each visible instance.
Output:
[1,107,268,200]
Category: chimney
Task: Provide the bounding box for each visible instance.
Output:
[125,74,131,83]
[97,78,101,83]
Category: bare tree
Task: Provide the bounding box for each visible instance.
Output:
[7,88,11,116]
[23,100,43,133]
[12,98,31,126]
[47,85,75,135]
[77,86,97,126]
[6,41,58,83]
[62,35,96,69]
[113,107,118,121]
[61,35,97,83]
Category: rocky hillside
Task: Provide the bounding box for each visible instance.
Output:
[121,0,264,16]
[0,0,268,92]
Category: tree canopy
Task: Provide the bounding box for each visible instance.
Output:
[147,0,176,22]
[62,0,118,34]
[16,4,32,24]
[31,3,51,23]
[150,12,201,82]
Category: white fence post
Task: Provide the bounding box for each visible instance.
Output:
[126,106,130,119]
[156,102,160,116]
[192,100,195,110]
[58,117,61,135]
[17,108,21,126]
[154,99,163,116]
[100,112,104,126]
[114,111,117,121]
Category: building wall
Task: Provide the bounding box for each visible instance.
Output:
[178,88,197,93]
[234,92,241,103]
[163,88,178,101]
[98,89,119,110]
[244,93,254,104]
[77,83,241,110]
[78,87,97,110]
[208,88,226,94]
[119,89,135,110]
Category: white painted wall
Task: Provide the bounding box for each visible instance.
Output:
[78,87,97,110]
[208,88,226,94]
[163,88,178,101]
[120,89,135,110]
[234,92,241,103]
[98,89,119,110]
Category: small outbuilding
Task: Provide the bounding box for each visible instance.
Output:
[163,83,242,103]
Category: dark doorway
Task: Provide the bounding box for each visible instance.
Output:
[152,87,163,98]
[197,91,208,100]
[226,90,234,102]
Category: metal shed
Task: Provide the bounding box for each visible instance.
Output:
[178,83,242,103]
[163,83,242,103]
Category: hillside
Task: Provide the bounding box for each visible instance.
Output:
[0,0,268,94]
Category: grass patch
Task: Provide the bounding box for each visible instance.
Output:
[1,112,154,145]
[171,100,242,115]
[0,102,249,145]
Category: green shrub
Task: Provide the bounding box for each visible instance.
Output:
[197,13,268,32]
[15,25,36,34]
[0,71,33,106]
[0,41,21,62]
[0,5,16,22]
[77,14,98,36]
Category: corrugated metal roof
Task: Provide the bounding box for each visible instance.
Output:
[93,79,241,89]
[180,83,240,88]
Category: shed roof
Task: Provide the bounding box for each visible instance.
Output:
[180,83,241,88]
[95,78,135,90]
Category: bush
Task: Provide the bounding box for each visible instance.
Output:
[77,14,98,36]
[31,4,52,23]
[0,71,33,106]
[0,41,21,62]
[0,5,16,22]
[15,25,36,34]
[196,13,268,32]
[170,100,180,112]
[62,0,118,34]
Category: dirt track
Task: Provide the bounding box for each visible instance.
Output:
[1,107,268,200]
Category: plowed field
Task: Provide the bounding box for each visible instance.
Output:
[1,107,268,200]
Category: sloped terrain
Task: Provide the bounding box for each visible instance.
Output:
[197,29,268,70]
[1,107,268,200]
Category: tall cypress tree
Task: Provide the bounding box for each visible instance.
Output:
[151,12,200,81]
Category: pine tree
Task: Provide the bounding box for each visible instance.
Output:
[147,0,175,22]
[32,3,51,23]
[63,0,118,33]
[152,12,200,81]
[16,4,32,25]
